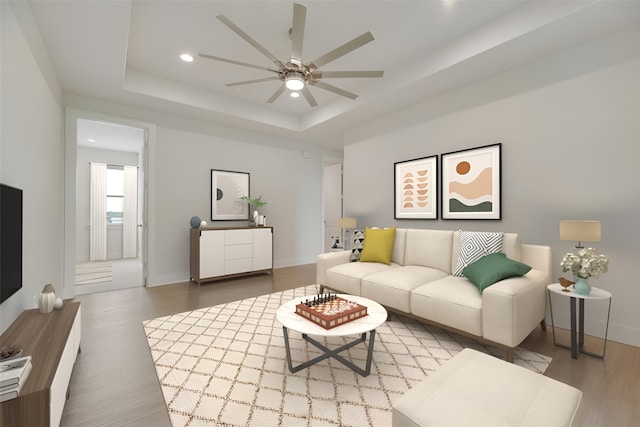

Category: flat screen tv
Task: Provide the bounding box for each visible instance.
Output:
[1,184,23,303]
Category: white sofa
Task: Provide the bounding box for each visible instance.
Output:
[317,229,551,361]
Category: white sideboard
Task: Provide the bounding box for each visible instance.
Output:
[190,227,273,284]
[0,301,81,427]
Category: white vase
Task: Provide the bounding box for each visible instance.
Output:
[38,291,56,314]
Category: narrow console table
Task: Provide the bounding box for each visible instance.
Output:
[0,301,81,427]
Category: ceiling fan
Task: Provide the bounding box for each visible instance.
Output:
[199,3,384,108]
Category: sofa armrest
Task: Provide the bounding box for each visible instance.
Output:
[316,251,352,285]
[481,269,548,348]
[520,244,551,284]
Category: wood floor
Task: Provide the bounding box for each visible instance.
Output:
[60,264,639,426]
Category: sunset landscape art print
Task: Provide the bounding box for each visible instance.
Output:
[441,144,501,220]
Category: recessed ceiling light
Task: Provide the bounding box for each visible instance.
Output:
[290,92,300,98]
[180,53,194,62]
[88,138,96,143]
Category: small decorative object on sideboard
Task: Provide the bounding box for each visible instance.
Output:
[561,247,610,296]
[240,195,267,226]
[37,283,57,314]
[558,277,575,292]
[190,216,201,228]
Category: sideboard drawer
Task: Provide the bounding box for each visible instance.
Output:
[225,243,252,260]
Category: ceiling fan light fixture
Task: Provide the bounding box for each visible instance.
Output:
[290,92,300,98]
[285,74,305,91]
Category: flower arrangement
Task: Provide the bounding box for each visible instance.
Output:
[561,247,610,279]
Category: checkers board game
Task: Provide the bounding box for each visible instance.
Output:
[295,294,368,330]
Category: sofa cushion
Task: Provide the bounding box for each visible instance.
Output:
[463,253,532,293]
[411,276,483,336]
[350,229,365,262]
[453,231,504,276]
[362,266,449,313]
[360,227,397,265]
[404,229,454,273]
[326,261,398,295]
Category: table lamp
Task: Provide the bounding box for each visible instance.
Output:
[338,217,357,250]
[560,220,601,250]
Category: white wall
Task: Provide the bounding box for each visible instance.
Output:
[344,26,640,347]
[150,124,327,285]
[1,2,63,333]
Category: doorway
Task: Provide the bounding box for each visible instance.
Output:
[323,160,343,253]
[68,115,148,295]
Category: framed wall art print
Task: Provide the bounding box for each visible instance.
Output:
[394,155,438,219]
[441,143,502,220]
[211,169,250,221]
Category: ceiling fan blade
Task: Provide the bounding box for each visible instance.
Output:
[312,71,384,79]
[301,86,318,108]
[307,32,375,70]
[291,3,306,63]
[216,15,284,68]
[310,80,358,100]
[198,53,279,73]
[225,76,279,87]
[267,85,286,103]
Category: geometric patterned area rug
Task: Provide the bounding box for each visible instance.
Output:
[143,285,551,427]
[75,261,113,285]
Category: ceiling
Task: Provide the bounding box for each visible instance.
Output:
[27,0,640,150]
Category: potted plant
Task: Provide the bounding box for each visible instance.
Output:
[240,195,267,226]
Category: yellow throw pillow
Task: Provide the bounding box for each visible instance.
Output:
[359,227,396,265]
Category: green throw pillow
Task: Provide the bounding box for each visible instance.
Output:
[463,252,532,292]
[359,227,396,265]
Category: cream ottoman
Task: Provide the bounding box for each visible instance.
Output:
[392,348,581,427]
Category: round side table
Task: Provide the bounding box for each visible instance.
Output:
[547,283,612,359]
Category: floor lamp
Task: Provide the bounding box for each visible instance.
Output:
[338,218,357,250]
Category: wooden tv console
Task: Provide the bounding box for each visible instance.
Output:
[0,301,81,427]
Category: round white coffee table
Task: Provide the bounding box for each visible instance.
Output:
[276,294,387,377]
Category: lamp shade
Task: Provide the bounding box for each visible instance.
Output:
[560,220,601,242]
[338,217,357,229]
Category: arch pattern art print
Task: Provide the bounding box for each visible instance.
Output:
[211,169,250,221]
[394,155,438,219]
[441,144,501,220]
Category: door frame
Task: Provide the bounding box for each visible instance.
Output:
[322,156,344,253]
[63,108,155,297]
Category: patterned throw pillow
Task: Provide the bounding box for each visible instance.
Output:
[453,231,504,277]
[350,230,365,262]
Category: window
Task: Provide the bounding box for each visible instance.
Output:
[106,166,124,224]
